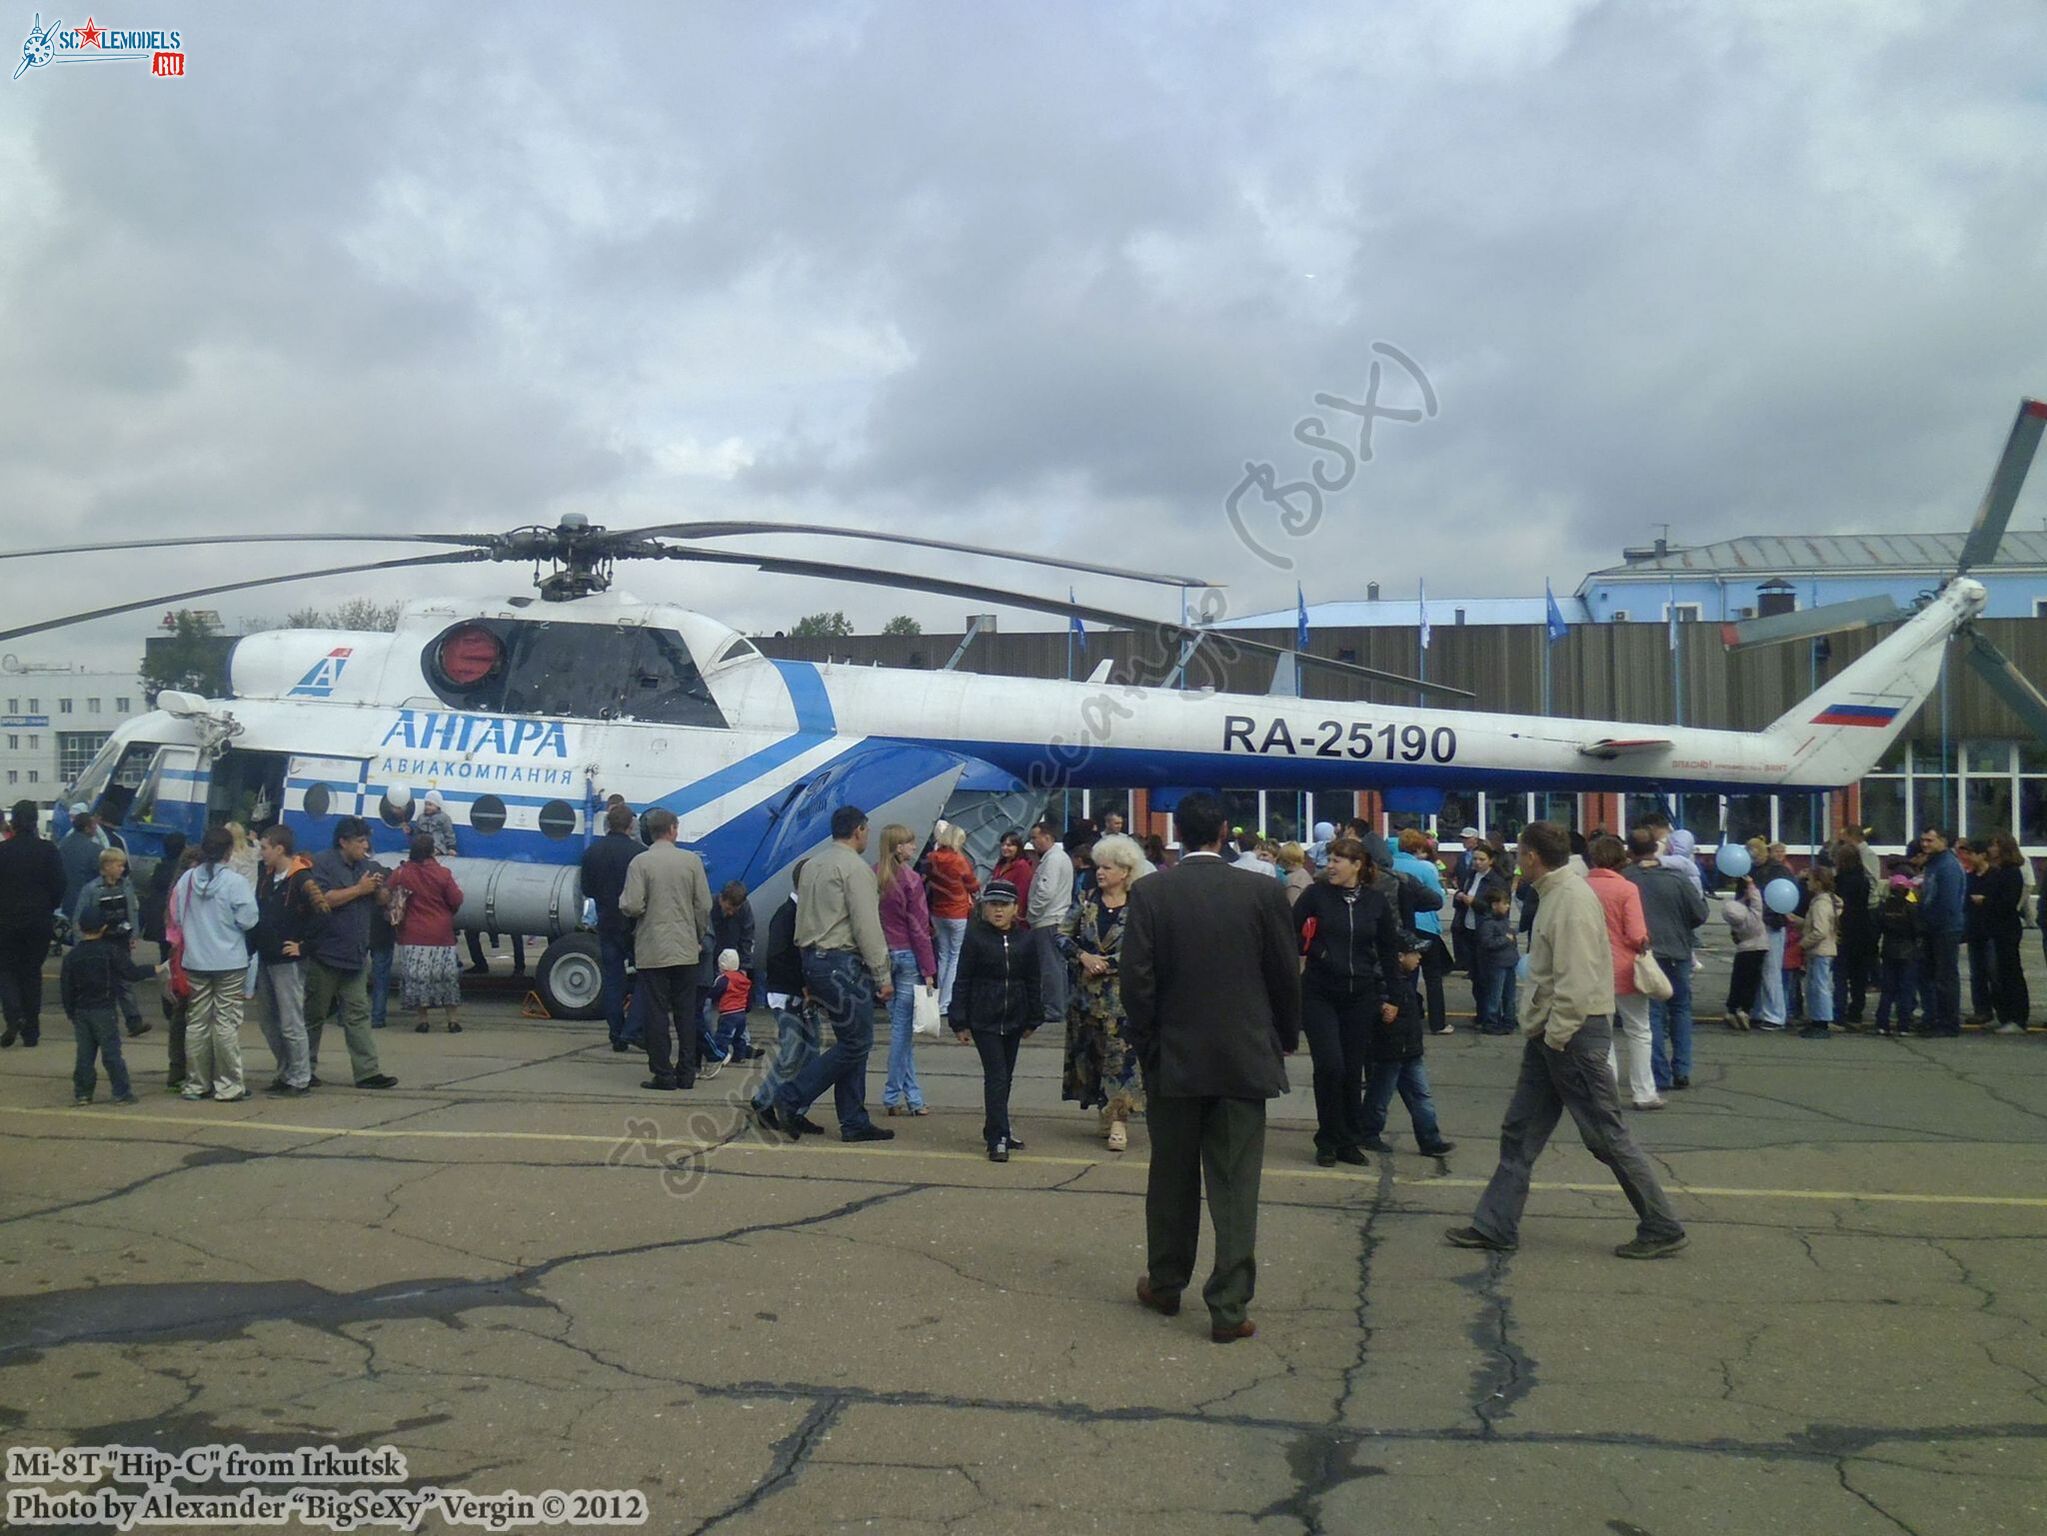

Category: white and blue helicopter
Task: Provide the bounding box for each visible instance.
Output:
[6,400,2042,1018]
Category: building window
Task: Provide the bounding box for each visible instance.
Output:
[4,698,14,713]
[58,698,72,714]
[1663,603,1703,623]
[2034,599,2047,619]
[5,736,14,751]
[27,735,38,749]
[57,733,111,783]
[26,771,37,783]
[4,771,13,785]
[114,696,132,714]
[86,697,100,713]
[1610,609,1631,622]
[26,698,37,713]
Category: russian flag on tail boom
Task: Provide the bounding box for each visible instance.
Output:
[1811,702,1901,727]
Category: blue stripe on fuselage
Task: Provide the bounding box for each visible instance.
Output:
[654,661,839,819]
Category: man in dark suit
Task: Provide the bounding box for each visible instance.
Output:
[1122,793,1302,1343]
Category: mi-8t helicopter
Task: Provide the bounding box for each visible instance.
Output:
[5,399,2041,1018]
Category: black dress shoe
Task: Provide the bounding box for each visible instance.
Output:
[1333,1147,1370,1167]
[1418,1141,1457,1156]
[1359,1136,1395,1154]
[842,1125,895,1143]
[753,1104,787,1134]
[1671,1075,1690,1089]
[356,1074,399,1089]
[610,1041,632,1053]
[0,1028,14,1047]
[1314,1150,1337,1167]
[641,1077,678,1091]
[791,1113,829,1137]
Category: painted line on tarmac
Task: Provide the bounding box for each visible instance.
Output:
[8,1105,2047,1209]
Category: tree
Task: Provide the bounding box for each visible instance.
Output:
[882,615,922,636]
[265,600,403,632]
[791,610,855,638]
[140,610,230,704]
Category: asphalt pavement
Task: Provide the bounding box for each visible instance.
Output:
[2,936,2043,1536]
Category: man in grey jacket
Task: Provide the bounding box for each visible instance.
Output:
[620,808,714,1091]
[1625,828,1710,1092]
[1026,820,1073,1027]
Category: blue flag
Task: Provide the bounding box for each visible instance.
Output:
[1418,578,1431,652]
[1069,588,1086,655]
[1545,580,1570,645]
[1296,583,1310,650]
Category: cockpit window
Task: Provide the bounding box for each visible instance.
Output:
[708,635,761,669]
[423,620,727,728]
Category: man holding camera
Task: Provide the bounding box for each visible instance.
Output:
[72,848,149,1038]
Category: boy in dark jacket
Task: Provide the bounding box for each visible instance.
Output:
[63,911,161,1104]
[949,880,1041,1162]
[1356,924,1456,1157]
[1875,868,1922,1037]
[1473,889,1521,1034]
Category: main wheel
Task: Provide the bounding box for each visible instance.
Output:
[536,933,604,1021]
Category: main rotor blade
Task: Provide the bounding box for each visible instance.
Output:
[0,551,491,643]
[621,521,1215,590]
[1720,594,1912,652]
[1964,631,2047,744]
[0,531,499,562]
[1956,397,2047,575]
[649,545,1475,699]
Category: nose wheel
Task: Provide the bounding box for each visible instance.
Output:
[536,934,604,1020]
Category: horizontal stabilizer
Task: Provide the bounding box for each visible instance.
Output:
[1578,738,1673,759]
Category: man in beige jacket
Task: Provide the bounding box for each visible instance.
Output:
[620,808,714,1091]
[1446,821,1687,1260]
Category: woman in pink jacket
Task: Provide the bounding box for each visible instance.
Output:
[877,823,939,1116]
[1587,834,1662,1111]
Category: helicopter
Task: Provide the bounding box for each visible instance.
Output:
[4,398,2041,1019]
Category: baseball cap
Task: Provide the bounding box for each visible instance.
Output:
[983,879,1019,904]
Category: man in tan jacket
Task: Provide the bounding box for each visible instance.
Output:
[1446,821,1687,1260]
[620,808,714,1091]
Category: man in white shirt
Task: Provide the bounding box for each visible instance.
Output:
[1027,819,1074,1027]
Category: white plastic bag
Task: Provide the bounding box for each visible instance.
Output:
[912,985,941,1038]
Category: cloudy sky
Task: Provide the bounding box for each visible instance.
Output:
[3,0,2045,669]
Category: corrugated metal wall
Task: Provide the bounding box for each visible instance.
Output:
[757,619,2047,744]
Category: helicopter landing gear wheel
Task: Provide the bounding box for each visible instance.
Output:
[536,934,604,1021]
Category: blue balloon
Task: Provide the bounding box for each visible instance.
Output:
[1715,844,1752,878]
[1764,877,1801,915]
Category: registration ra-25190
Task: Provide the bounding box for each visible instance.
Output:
[1222,715,1459,763]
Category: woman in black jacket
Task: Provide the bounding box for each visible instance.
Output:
[1292,837,1406,1168]
[949,879,1042,1162]
[0,800,67,1048]
[1981,834,2030,1031]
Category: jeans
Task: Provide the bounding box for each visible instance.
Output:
[1647,954,1694,1086]
[1875,952,1919,1031]
[778,949,878,1135]
[1610,994,1658,1105]
[1359,1056,1444,1148]
[1756,929,1788,1025]
[637,965,699,1087]
[599,928,637,1046]
[184,967,247,1099]
[971,1028,1023,1149]
[752,1000,822,1112]
[1478,957,1518,1032]
[71,1005,131,1099]
[934,917,967,1014]
[369,945,393,1028]
[1033,925,1069,1025]
[883,949,926,1109]
[1920,931,1962,1033]
[251,959,311,1089]
[1471,1019,1685,1248]
[1806,954,1835,1024]
[1298,985,1371,1154]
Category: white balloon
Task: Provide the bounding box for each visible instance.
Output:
[385,784,413,810]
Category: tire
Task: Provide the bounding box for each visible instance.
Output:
[537,934,604,1021]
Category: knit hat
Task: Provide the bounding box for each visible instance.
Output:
[717,948,740,970]
[983,879,1019,904]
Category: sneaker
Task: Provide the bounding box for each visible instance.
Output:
[1995,1022,2026,1035]
[1631,1097,1667,1110]
[700,1054,725,1080]
[1615,1232,1689,1260]
[415,1021,430,1033]
[355,1074,399,1090]
[71,1095,92,1107]
[264,1081,309,1096]
[988,1139,1009,1163]
[1006,1135,1025,1150]
[111,1093,138,1105]
[307,1075,324,1087]
[1444,1225,1516,1253]
[1671,1075,1691,1090]
[752,1103,786,1134]
[180,1090,211,1101]
[1418,1141,1457,1156]
[842,1125,895,1143]
[216,1089,250,1103]
[1429,1024,1455,1036]
[791,1113,829,1137]
[1797,1025,1831,1040]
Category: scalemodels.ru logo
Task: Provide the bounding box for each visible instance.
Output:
[13,13,185,80]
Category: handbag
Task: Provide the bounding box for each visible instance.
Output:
[911,984,942,1038]
[383,879,410,930]
[1633,948,1674,1002]
[166,877,194,1003]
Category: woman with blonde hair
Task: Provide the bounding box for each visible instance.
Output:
[1060,832,1150,1150]
[876,823,937,1115]
[925,821,979,1014]
[1277,842,1313,904]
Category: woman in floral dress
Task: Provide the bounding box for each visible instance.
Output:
[1060,833,1151,1151]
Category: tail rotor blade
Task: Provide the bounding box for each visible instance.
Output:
[1720,594,1911,652]
[1956,398,2047,575]
[1964,631,2047,744]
